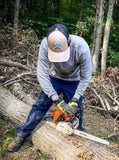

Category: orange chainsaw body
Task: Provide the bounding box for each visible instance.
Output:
[53,108,72,121]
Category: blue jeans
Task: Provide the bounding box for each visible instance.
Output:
[17,77,84,138]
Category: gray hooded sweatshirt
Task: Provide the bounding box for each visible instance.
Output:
[37,35,92,101]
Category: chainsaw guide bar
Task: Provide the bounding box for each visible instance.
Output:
[55,122,110,145]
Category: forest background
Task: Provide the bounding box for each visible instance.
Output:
[0,0,119,159]
[0,0,119,74]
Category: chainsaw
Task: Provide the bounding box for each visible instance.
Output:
[53,108,80,129]
[52,108,110,145]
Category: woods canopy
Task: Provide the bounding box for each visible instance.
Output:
[0,0,119,74]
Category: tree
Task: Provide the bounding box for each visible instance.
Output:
[14,0,20,29]
[91,0,104,74]
[101,0,115,75]
[79,0,84,21]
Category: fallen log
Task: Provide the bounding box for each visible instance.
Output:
[0,85,119,160]
[0,87,31,126]
[0,57,31,71]
[10,83,36,106]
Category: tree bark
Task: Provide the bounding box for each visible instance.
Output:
[101,0,115,75]
[0,85,30,126]
[47,0,53,24]
[0,85,118,160]
[14,0,20,29]
[91,0,104,74]
[10,83,36,106]
[79,0,84,21]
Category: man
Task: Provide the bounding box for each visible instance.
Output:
[7,23,92,152]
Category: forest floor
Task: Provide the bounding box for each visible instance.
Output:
[0,25,119,160]
[0,91,119,160]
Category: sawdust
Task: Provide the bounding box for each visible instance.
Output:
[77,148,94,160]
[108,155,119,160]
[64,134,83,148]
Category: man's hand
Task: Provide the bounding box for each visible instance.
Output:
[54,97,69,116]
[65,98,80,116]
[54,97,80,117]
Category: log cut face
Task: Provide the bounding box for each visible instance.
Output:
[0,85,119,160]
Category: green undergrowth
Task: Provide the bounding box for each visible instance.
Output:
[84,124,109,138]
[84,124,119,155]
[0,113,49,160]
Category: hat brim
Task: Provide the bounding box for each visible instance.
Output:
[48,47,70,62]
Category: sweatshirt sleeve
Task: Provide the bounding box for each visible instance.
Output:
[37,38,59,101]
[73,48,92,100]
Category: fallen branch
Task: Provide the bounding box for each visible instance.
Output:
[88,105,119,119]
[107,93,119,107]
[114,114,119,122]
[88,105,105,111]
[109,79,116,98]
[108,131,119,139]
[104,99,111,111]
[2,71,37,86]
[0,57,31,71]
[89,86,106,110]
[100,84,119,107]
[3,79,22,86]
[20,75,39,86]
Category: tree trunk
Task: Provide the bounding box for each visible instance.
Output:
[91,0,104,74]
[0,85,118,160]
[14,0,20,29]
[101,0,115,75]
[47,0,53,24]
[56,0,61,18]
[69,0,73,22]
[79,0,84,21]
[43,0,48,17]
